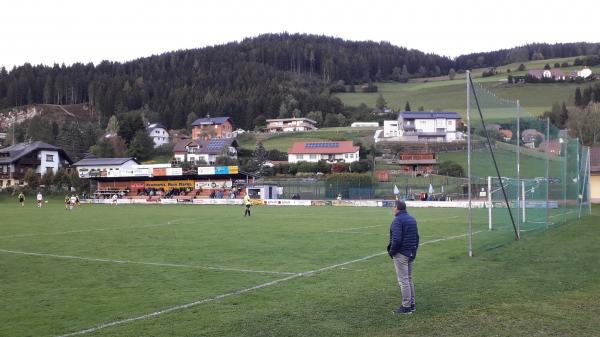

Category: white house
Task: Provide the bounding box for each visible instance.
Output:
[265,117,318,133]
[383,120,400,138]
[0,141,72,187]
[147,123,170,148]
[379,111,462,142]
[73,157,141,178]
[173,138,239,165]
[287,141,360,163]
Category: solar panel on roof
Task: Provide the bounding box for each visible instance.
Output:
[304,142,340,149]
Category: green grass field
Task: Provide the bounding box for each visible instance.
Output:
[1,199,598,336]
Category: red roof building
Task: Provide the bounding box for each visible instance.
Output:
[287,141,360,163]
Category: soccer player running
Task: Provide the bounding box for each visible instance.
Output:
[18,192,25,207]
[36,191,43,208]
[64,194,70,210]
[243,192,252,217]
[387,200,420,315]
[70,195,77,210]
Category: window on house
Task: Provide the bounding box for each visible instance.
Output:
[344,154,348,158]
[297,154,303,160]
[46,154,54,162]
[349,153,354,158]
[309,154,317,159]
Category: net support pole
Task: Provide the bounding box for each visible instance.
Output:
[589,147,592,216]
[488,175,492,230]
[516,100,521,237]
[563,136,568,225]
[545,117,550,228]
[579,146,589,219]
[467,70,473,257]
[522,179,526,223]
[577,141,581,219]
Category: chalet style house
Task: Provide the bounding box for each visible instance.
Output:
[0,141,72,188]
[173,138,239,165]
[147,123,170,148]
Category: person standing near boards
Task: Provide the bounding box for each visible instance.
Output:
[243,193,252,217]
[387,200,419,315]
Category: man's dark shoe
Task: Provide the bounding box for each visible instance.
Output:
[392,306,413,315]
[410,304,415,312]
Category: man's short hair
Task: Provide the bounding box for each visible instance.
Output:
[395,200,406,211]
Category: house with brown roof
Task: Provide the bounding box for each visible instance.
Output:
[500,129,513,142]
[398,152,437,174]
[537,140,561,156]
[287,141,359,163]
[191,116,233,140]
[173,138,238,165]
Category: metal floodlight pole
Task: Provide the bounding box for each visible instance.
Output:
[516,100,521,236]
[545,118,550,228]
[466,70,473,257]
[468,75,519,240]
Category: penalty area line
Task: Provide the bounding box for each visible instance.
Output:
[0,218,195,240]
[0,248,297,276]
[55,230,479,337]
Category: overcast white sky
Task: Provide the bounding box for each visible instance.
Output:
[1,0,598,69]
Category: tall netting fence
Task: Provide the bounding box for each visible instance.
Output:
[467,72,591,255]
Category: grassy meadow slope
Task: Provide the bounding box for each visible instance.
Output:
[335,57,600,115]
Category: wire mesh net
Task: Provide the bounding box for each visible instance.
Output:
[467,73,591,254]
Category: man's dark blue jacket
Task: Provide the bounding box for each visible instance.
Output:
[387,210,419,259]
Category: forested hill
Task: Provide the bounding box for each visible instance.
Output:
[0,33,453,130]
[455,42,600,69]
[1,34,599,131]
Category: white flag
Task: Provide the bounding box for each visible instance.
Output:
[428,184,434,194]
[393,185,400,195]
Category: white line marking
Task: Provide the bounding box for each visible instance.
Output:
[327,216,460,234]
[0,249,296,276]
[55,231,480,337]
[327,224,384,233]
[0,218,194,240]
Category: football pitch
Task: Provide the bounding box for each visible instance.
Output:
[1,200,599,337]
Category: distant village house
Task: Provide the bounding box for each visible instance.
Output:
[287,141,359,163]
[265,117,317,133]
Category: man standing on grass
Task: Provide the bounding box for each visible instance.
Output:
[387,200,419,315]
[243,192,252,217]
